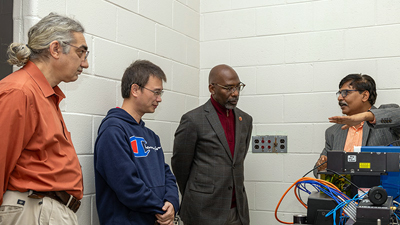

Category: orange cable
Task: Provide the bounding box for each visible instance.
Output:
[275,177,347,224]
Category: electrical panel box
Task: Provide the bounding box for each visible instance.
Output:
[252,135,287,153]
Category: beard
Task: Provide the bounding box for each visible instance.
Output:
[224,96,239,109]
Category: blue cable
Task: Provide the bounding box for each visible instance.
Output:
[296,179,354,225]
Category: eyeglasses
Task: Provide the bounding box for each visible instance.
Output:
[212,82,246,93]
[336,89,360,98]
[62,42,89,60]
[141,86,164,97]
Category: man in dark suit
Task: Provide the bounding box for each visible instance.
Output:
[172,64,252,225]
[315,74,400,175]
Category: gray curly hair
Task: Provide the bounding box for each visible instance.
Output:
[7,13,85,67]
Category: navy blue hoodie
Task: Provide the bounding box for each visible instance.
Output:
[94,108,179,225]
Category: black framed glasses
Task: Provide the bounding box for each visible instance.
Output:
[62,42,89,60]
[141,86,164,97]
[212,82,246,93]
[336,89,360,98]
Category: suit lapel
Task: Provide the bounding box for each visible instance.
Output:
[337,128,348,150]
[204,100,233,161]
[362,122,371,146]
[233,108,242,164]
[361,106,377,146]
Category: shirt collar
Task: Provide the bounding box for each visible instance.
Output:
[350,121,364,130]
[22,61,65,99]
[210,95,233,116]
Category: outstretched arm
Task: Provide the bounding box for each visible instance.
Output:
[329,111,374,130]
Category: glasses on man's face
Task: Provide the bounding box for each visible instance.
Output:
[141,86,164,97]
[212,82,246,93]
[336,89,360,98]
[62,42,89,60]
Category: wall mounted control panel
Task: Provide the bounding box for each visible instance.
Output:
[252,135,287,153]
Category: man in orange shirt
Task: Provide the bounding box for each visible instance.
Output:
[314,74,400,176]
[0,13,88,225]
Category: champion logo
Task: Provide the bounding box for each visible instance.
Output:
[130,136,161,157]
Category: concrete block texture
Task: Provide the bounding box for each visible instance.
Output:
[13,0,400,224]
[284,92,341,123]
[78,155,95,195]
[255,182,307,213]
[144,120,174,152]
[313,123,332,154]
[186,37,200,68]
[139,0,173,27]
[376,90,400,107]
[76,195,92,225]
[117,8,156,53]
[94,38,139,80]
[256,64,313,95]
[234,67,257,96]
[67,0,118,41]
[244,182,256,210]
[92,196,100,225]
[92,116,105,152]
[345,25,400,60]
[251,211,296,225]
[285,30,344,63]
[231,0,285,10]
[200,40,230,69]
[244,153,284,182]
[64,75,118,115]
[377,58,400,89]
[201,0,230,13]
[187,0,200,12]
[35,0,66,18]
[313,59,378,92]
[283,154,320,182]
[199,69,209,97]
[156,25,187,63]
[238,95,284,124]
[172,62,199,95]
[106,0,138,13]
[377,0,400,25]
[204,9,256,41]
[231,36,285,66]
[256,3,313,36]
[173,1,200,40]
[151,91,187,123]
[62,113,93,155]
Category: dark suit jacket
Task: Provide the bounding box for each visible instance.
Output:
[172,99,253,225]
[315,104,400,176]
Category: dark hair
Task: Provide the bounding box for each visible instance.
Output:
[121,60,167,98]
[339,74,377,106]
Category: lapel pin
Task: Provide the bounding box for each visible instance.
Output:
[239,116,242,121]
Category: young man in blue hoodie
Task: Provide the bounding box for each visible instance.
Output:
[94,60,179,225]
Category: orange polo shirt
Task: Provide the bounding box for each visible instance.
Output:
[344,122,364,152]
[0,61,83,205]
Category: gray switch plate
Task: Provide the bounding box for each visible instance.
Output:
[252,135,287,153]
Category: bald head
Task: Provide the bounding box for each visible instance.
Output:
[209,64,237,84]
[208,64,242,109]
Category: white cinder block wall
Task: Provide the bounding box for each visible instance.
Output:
[200,0,400,224]
[13,0,199,224]
[12,0,400,224]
